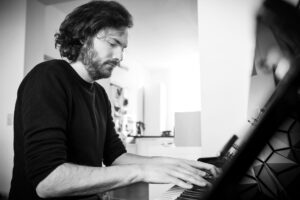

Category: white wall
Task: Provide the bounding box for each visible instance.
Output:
[143,66,202,135]
[24,0,45,75]
[198,0,263,156]
[168,66,201,131]
[0,0,27,195]
[44,5,66,59]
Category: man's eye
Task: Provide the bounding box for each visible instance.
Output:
[108,41,117,47]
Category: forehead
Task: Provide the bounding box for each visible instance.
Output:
[98,27,128,47]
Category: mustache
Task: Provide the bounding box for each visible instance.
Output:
[103,60,120,67]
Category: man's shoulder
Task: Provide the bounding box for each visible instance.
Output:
[25,59,72,81]
[19,59,72,90]
[33,59,70,74]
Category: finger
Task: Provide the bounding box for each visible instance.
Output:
[213,167,223,179]
[207,165,222,178]
[187,160,215,170]
[197,162,221,178]
[183,160,220,177]
[174,165,208,182]
[167,176,193,189]
[168,158,221,178]
[168,168,209,187]
[216,167,223,175]
[172,159,218,179]
[176,163,207,178]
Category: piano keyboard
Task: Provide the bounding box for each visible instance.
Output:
[155,184,210,200]
[154,185,184,200]
[155,155,227,199]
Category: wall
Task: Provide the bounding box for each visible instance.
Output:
[143,66,201,135]
[0,0,27,195]
[44,4,66,59]
[168,66,201,132]
[24,0,45,75]
[198,0,263,156]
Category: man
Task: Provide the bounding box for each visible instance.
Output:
[9,1,220,199]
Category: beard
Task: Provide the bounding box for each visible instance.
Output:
[78,39,117,81]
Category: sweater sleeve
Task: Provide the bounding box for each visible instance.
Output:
[102,89,127,166]
[21,66,68,189]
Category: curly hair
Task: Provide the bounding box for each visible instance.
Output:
[54,0,133,62]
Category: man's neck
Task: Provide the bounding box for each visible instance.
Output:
[70,61,94,83]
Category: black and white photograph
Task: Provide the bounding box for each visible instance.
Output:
[1,0,300,200]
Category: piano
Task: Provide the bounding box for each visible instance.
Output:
[155,185,210,200]
[155,135,238,200]
[156,0,300,199]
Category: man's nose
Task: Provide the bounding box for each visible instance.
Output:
[112,47,123,62]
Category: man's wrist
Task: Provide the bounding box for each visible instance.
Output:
[134,164,146,183]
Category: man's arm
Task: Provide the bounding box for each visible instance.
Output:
[36,162,142,198]
[36,153,221,198]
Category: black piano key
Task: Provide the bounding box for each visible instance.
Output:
[182,191,204,198]
[191,185,210,192]
[176,193,206,200]
[175,185,211,200]
[181,191,200,196]
[176,197,198,200]
[184,189,201,193]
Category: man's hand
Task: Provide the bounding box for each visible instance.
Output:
[139,156,222,189]
[113,153,222,189]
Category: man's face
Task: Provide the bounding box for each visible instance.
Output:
[79,27,128,80]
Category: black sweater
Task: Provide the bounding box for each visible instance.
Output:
[9,60,126,200]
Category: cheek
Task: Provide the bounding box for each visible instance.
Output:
[95,50,113,63]
[94,43,113,59]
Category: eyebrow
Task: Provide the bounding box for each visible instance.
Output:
[111,37,127,49]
